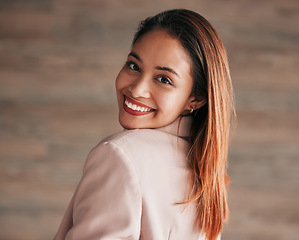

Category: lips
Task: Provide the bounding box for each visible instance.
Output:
[123,96,155,116]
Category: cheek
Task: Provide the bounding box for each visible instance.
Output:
[115,70,128,95]
[115,72,122,91]
[156,92,184,112]
[115,72,127,106]
[165,92,191,113]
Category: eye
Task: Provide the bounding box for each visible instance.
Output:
[156,76,173,85]
[126,61,140,72]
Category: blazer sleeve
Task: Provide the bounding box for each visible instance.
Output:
[64,141,142,240]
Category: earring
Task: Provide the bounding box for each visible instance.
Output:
[190,108,194,114]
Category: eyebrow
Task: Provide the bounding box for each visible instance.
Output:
[128,52,142,62]
[155,66,181,78]
[128,51,181,78]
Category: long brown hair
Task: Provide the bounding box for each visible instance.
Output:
[133,9,236,240]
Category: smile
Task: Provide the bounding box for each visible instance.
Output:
[123,96,155,116]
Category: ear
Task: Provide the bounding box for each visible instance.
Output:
[185,96,206,111]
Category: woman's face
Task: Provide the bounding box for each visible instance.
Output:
[115,29,195,129]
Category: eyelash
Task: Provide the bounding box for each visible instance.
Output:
[156,76,173,86]
[126,61,140,72]
[125,61,174,86]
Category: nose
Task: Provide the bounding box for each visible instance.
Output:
[128,74,151,99]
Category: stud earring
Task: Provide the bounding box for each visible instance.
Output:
[190,108,194,114]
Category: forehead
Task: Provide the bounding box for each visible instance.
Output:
[132,29,191,67]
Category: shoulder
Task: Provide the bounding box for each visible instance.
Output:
[84,128,183,175]
[90,129,173,156]
[83,129,154,172]
[100,128,184,155]
[87,128,189,174]
[65,134,143,240]
[103,127,186,147]
[100,128,166,145]
[84,128,190,186]
[90,127,189,159]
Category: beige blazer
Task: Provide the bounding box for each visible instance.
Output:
[54,117,217,240]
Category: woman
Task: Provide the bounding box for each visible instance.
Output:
[55,9,235,240]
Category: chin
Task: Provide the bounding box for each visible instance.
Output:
[119,117,154,130]
[118,117,139,130]
[119,122,134,130]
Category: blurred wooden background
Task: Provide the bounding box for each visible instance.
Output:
[0,0,298,239]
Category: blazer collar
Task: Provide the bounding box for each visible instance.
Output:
[157,116,192,138]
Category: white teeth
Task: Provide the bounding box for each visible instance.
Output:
[124,98,151,112]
